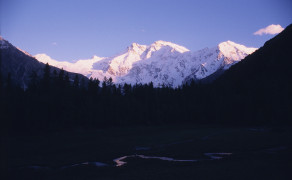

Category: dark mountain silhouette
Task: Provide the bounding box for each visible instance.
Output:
[0,37,87,89]
[217,24,292,85]
[211,23,292,123]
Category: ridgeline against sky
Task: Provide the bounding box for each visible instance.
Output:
[1,0,291,61]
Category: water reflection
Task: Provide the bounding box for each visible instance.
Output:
[61,162,108,169]
[114,154,198,166]
[18,153,233,170]
[204,153,232,160]
[113,153,232,167]
[114,155,136,167]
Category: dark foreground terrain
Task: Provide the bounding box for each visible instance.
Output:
[1,125,291,180]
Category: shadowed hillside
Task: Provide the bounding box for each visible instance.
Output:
[0,38,87,89]
[211,24,292,123]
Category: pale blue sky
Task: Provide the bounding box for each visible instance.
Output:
[1,0,291,61]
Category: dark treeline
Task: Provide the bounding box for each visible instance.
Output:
[0,62,207,134]
[0,61,290,135]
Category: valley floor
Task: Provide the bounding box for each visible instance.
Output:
[1,124,292,180]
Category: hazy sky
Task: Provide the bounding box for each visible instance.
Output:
[1,0,291,61]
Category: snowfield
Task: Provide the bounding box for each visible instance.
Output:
[34,40,257,87]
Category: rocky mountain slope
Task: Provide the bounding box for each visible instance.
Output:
[0,37,86,89]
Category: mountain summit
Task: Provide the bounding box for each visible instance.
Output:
[35,40,257,87]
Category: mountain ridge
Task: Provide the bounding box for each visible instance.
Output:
[35,40,257,87]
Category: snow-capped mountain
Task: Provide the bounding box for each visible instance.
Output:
[35,40,257,87]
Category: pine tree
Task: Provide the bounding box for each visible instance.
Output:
[6,72,12,92]
[73,75,79,88]
[64,72,70,87]
[0,56,2,93]
[107,77,114,93]
[29,70,38,92]
[80,78,86,90]
[42,63,51,89]
[102,77,108,93]
[149,81,154,89]
[123,83,132,96]
[88,77,93,87]
[102,77,108,87]
[58,68,65,82]
[52,69,58,85]
[88,77,95,94]
[94,78,100,87]
[0,74,2,95]
[107,77,113,86]
[94,78,100,93]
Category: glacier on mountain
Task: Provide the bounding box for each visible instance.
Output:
[34,40,257,87]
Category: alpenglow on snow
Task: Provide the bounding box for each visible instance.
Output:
[35,40,257,87]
